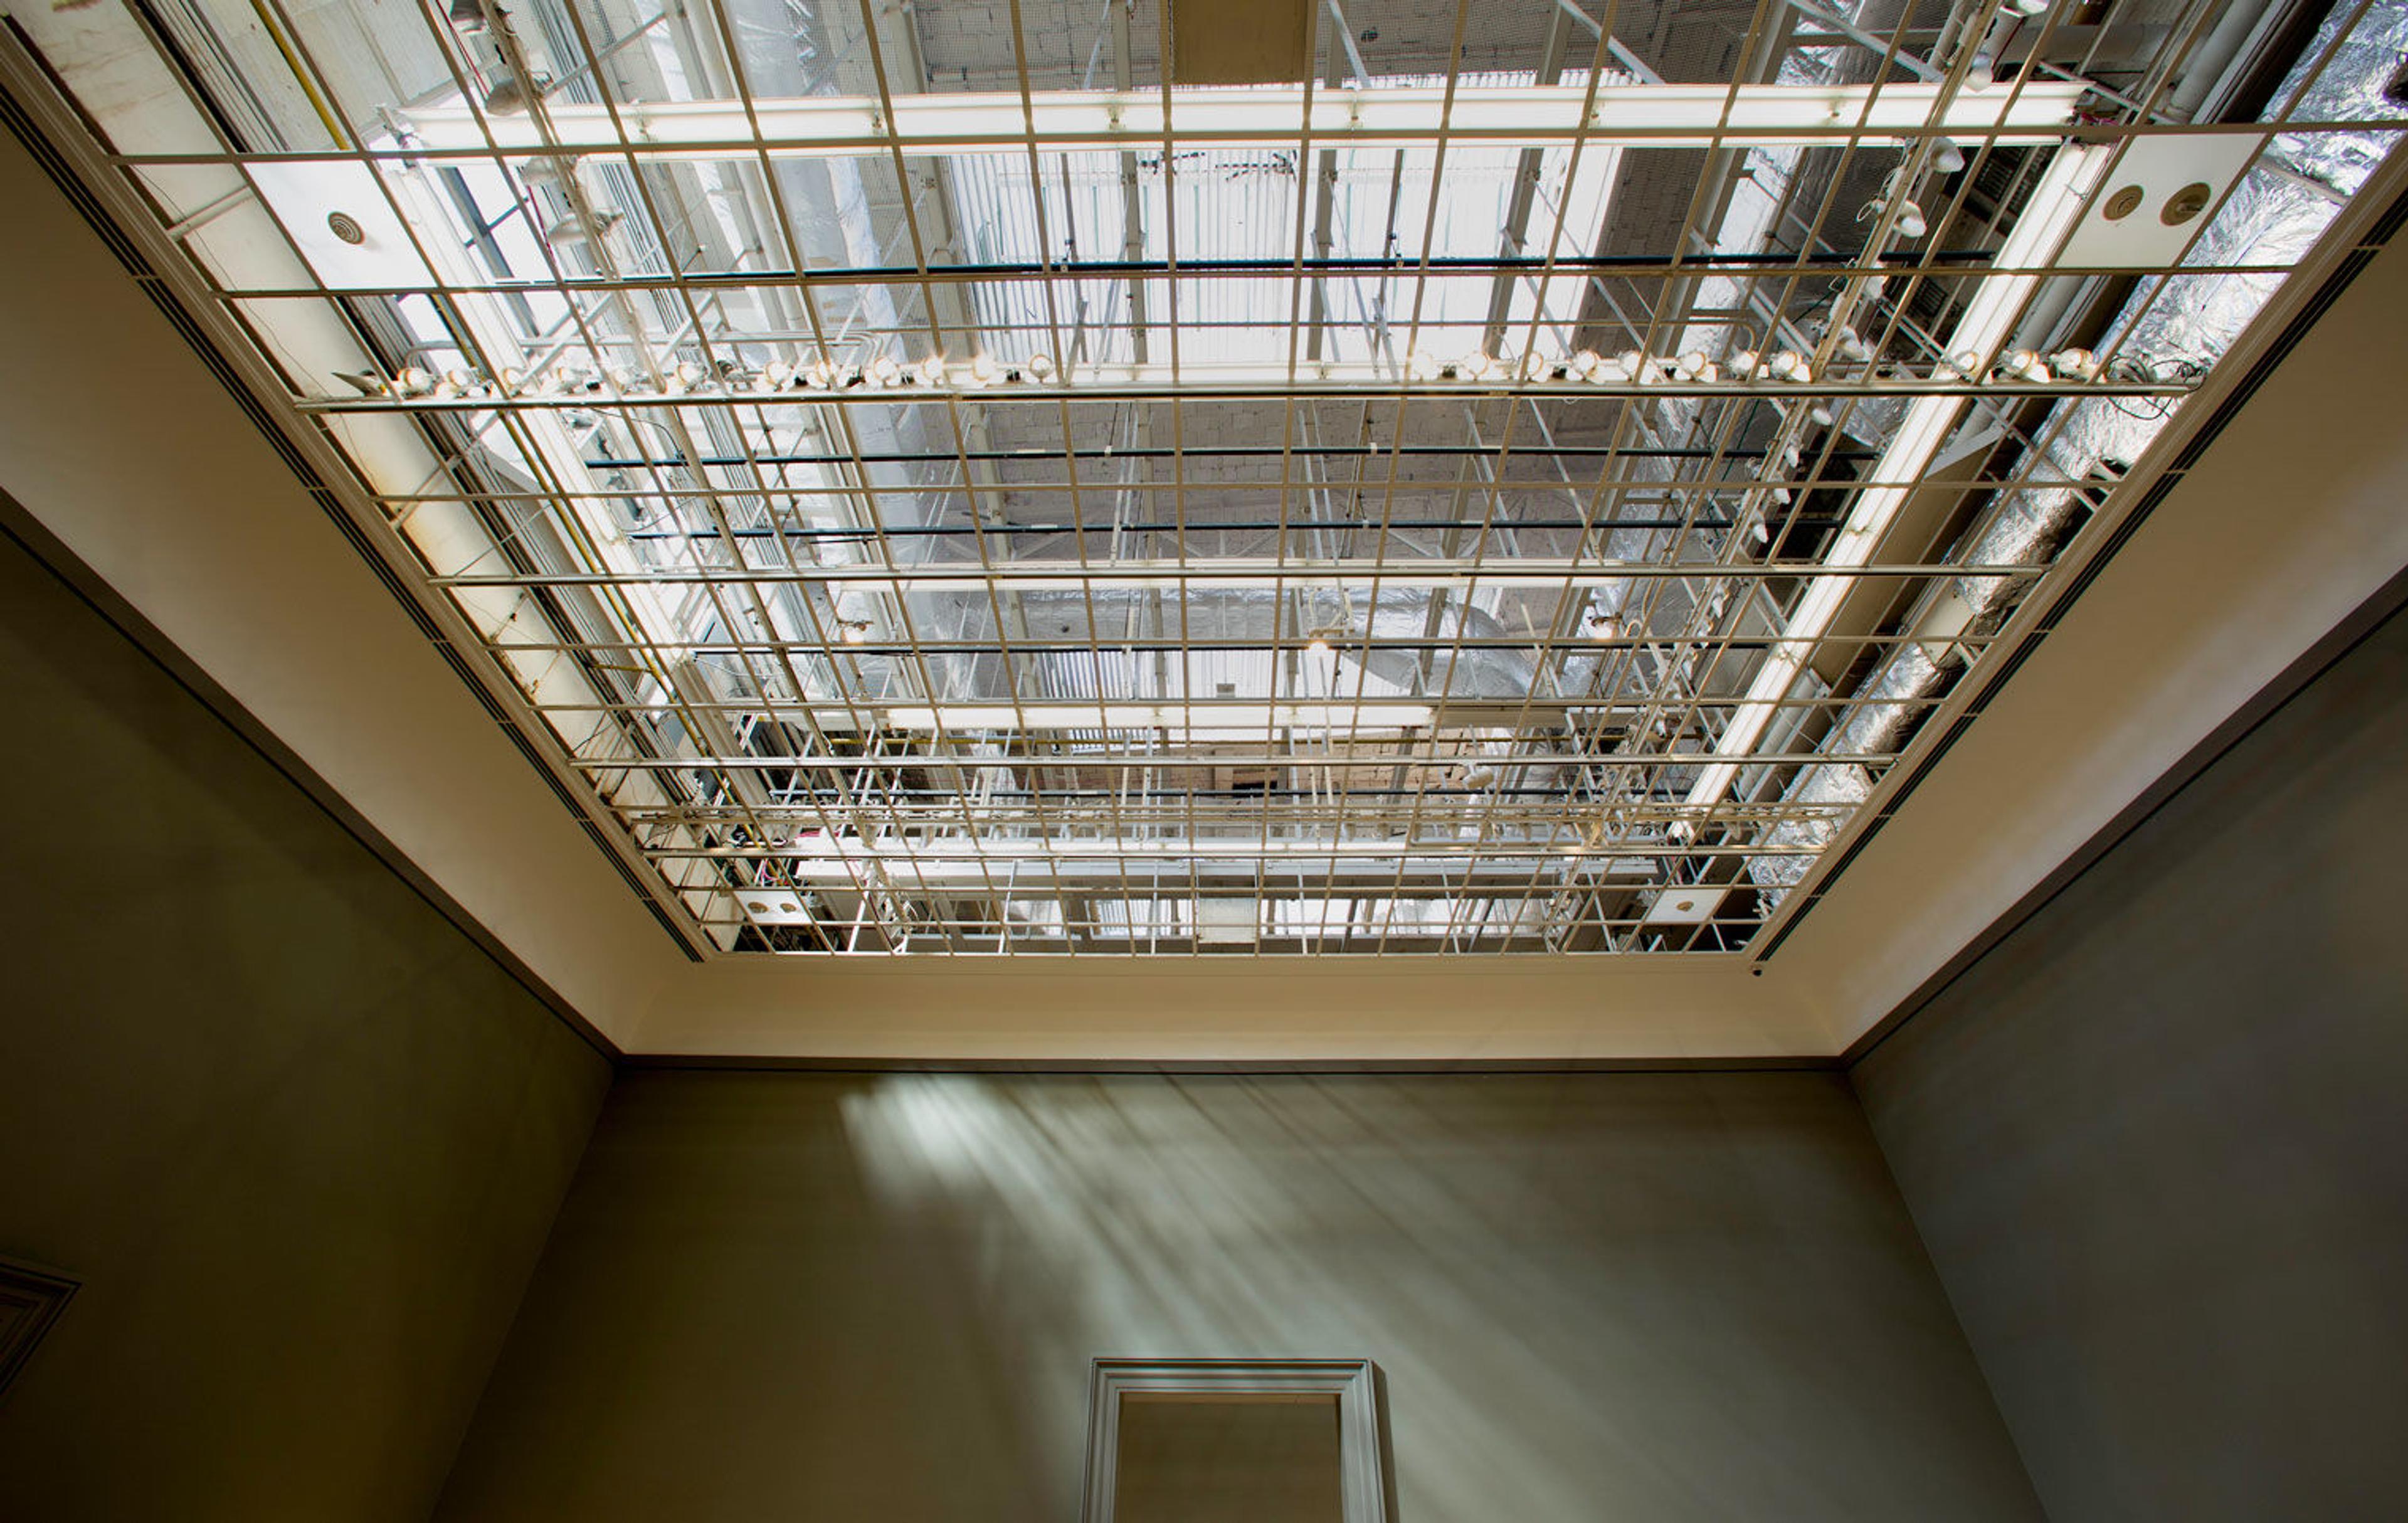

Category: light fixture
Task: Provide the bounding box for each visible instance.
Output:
[1766,349,1809,382]
[967,352,1001,387]
[536,208,621,249]
[913,354,948,387]
[335,370,389,396]
[759,359,795,390]
[1996,348,2051,383]
[803,358,837,389]
[1459,351,1497,381]
[2048,347,2100,379]
[1933,138,1967,175]
[446,0,488,31]
[483,73,532,116]
[1027,353,1057,383]
[838,620,871,644]
[1406,350,1439,381]
[1895,201,1928,238]
[867,354,902,387]
[1570,349,1602,379]
[1729,349,1761,379]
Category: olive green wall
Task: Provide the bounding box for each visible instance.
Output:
[1853,604,2408,1522]
[435,1068,2042,1522]
[0,521,615,1522]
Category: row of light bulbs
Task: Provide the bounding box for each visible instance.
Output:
[342,350,1052,400]
[339,344,2162,402]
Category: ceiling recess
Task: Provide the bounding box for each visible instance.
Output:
[9,0,2402,957]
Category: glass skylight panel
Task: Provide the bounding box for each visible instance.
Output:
[9,0,2403,955]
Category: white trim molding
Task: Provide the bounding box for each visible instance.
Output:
[1080,1357,1388,1523]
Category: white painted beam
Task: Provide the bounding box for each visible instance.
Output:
[384,80,2086,161]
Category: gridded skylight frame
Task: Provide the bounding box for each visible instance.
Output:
[11,0,2403,956]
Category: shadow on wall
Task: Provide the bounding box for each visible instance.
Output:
[436,1069,2037,1523]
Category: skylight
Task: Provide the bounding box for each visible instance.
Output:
[11,0,2403,955]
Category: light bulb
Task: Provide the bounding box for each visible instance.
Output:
[969,353,1001,386]
[483,74,530,115]
[1028,353,1057,382]
[1306,635,1331,658]
[2049,347,2099,380]
[1570,349,1602,379]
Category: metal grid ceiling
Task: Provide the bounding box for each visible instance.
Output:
[14,0,2404,954]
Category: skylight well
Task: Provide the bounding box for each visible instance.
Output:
[11,0,2402,955]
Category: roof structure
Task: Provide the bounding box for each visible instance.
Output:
[9,0,2404,960]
